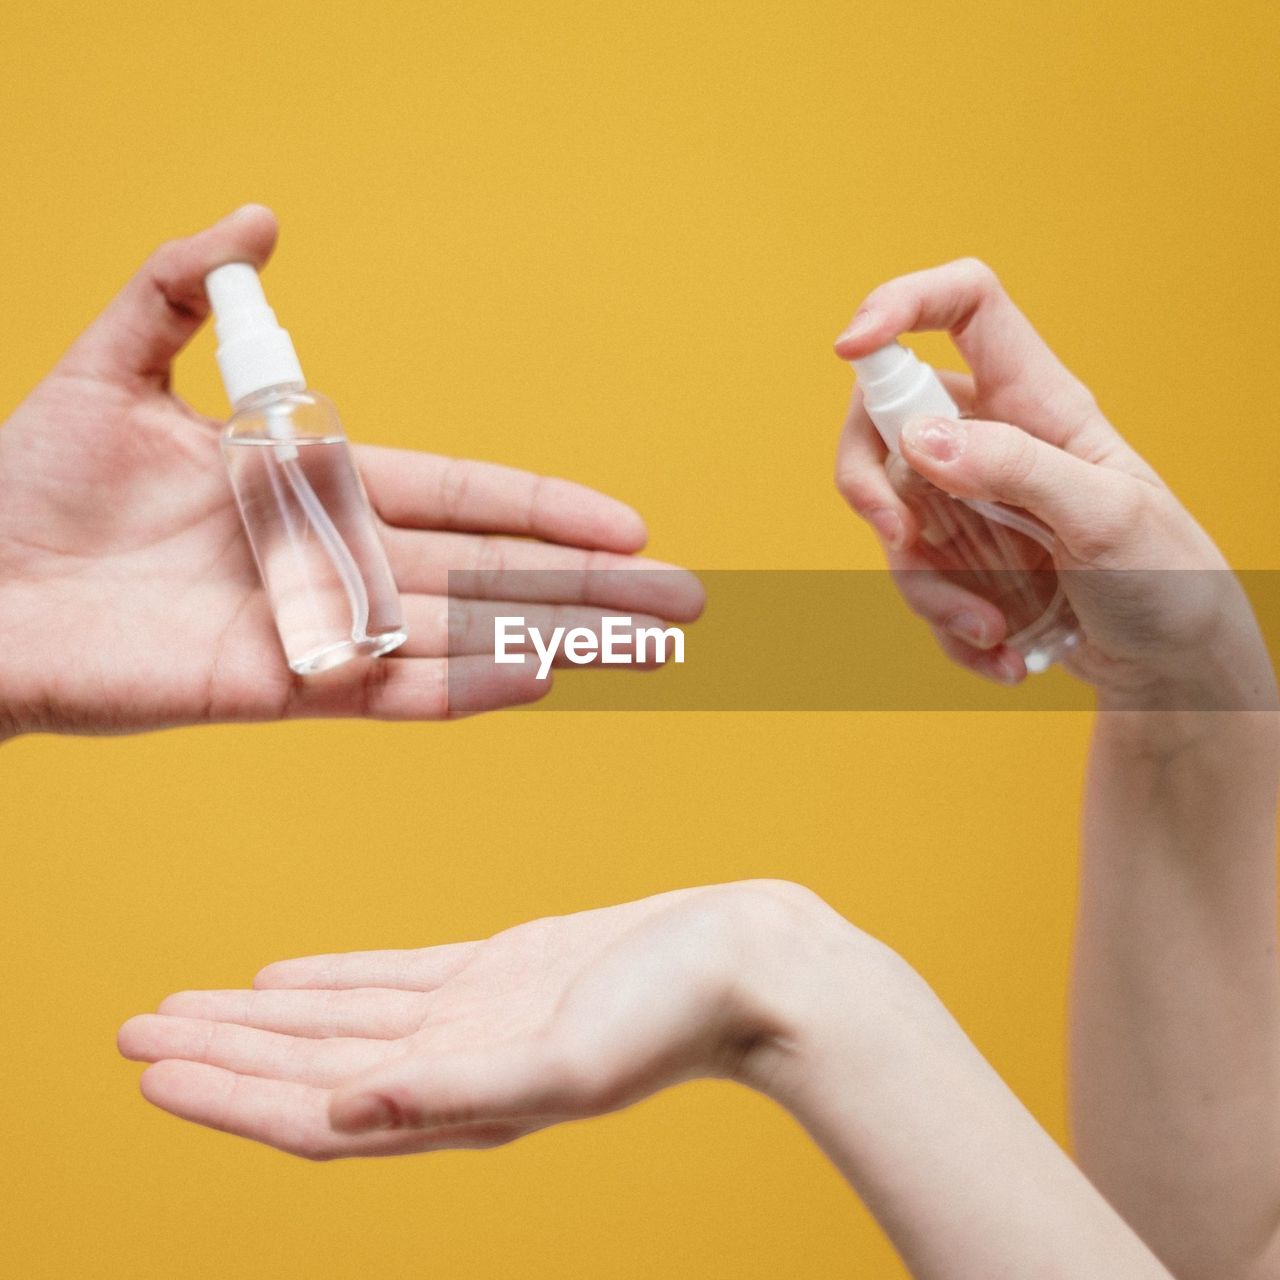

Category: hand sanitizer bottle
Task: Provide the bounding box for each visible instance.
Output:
[851,342,1081,673]
[206,263,406,675]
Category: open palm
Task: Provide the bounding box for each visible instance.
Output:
[0,207,701,736]
[118,885,767,1159]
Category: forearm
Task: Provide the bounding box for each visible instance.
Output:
[1071,700,1280,1279]
[738,909,1171,1280]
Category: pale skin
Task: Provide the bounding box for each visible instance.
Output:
[0,205,703,740]
[116,265,1279,1275]
[13,243,1251,1273]
[119,881,1173,1279]
[834,258,1280,1280]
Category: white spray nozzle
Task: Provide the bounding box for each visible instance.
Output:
[851,342,912,385]
[205,262,304,408]
[850,340,959,451]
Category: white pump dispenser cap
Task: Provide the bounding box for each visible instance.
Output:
[205,263,305,407]
[851,341,958,450]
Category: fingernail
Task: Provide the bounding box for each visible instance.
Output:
[334,1093,399,1133]
[987,651,1023,686]
[834,310,878,347]
[901,417,964,462]
[223,203,274,228]
[946,610,988,647]
[867,509,904,549]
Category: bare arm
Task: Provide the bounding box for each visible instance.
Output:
[121,882,1173,1278]
[1073,680,1280,1280]
[747,892,1173,1280]
[833,258,1280,1276]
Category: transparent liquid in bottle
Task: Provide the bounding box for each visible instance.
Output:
[887,454,1080,672]
[224,423,406,675]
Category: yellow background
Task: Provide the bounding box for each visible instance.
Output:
[1,2,1277,1275]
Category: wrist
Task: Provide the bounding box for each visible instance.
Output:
[717,881,943,1107]
[1093,594,1277,716]
[1092,614,1278,762]
[1091,705,1280,805]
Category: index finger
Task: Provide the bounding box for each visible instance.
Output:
[833,258,1107,447]
[355,446,649,554]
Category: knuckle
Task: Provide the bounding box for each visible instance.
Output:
[952,256,999,294]
[357,654,395,718]
[438,458,471,523]
[888,568,946,623]
[834,467,885,514]
[858,283,889,315]
[524,473,548,534]
[981,427,1039,492]
[145,238,183,273]
[1005,437,1040,490]
[449,607,477,659]
[473,537,508,594]
[735,878,823,910]
[713,879,829,937]
[1073,382,1104,421]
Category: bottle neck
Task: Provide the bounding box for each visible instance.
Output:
[232,380,307,413]
[851,348,958,451]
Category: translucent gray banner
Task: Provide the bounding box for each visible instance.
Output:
[445,570,1280,711]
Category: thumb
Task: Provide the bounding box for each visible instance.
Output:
[59,203,279,387]
[898,415,1134,560]
[330,1039,575,1135]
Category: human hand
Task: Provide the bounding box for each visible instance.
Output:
[833,259,1273,707]
[0,206,702,738]
[118,883,1176,1277]
[118,881,877,1159]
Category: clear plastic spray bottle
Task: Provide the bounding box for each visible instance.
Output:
[851,342,1081,672]
[206,263,407,675]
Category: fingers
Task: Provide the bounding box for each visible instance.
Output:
[330,1040,567,1135]
[120,1015,389,1088]
[833,258,1105,447]
[887,547,1010,651]
[142,1061,355,1158]
[60,204,279,387]
[136,1060,498,1160]
[836,371,973,550]
[356,447,648,554]
[254,941,480,992]
[150,987,430,1039]
[286,653,549,721]
[897,415,1138,563]
[381,528,705,619]
[835,385,915,550]
[932,628,1027,686]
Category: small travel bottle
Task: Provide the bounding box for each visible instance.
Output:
[206,263,407,675]
[851,342,1081,672]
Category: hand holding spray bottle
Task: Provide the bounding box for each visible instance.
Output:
[851,342,1081,672]
[206,264,406,675]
